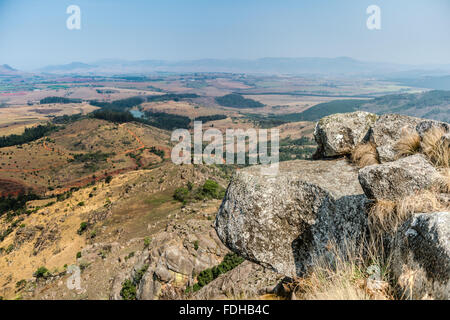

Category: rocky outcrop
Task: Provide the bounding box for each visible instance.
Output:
[358,155,439,201]
[416,120,449,138]
[313,111,377,158]
[369,114,423,163]
[391,212,450,300]
[109,219,229,300]
[214,112,449,300]
[313,112,449,164]
[215,159,369,277]
[193,261,284,300]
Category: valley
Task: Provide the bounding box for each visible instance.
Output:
[0,67,448,301]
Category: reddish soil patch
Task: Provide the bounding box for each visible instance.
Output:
[0,179,34,197]
[50,166,138,196]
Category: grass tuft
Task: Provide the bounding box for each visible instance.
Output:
[290,240,392,300]
[436,168,450,193]
[368,190,448,241]
[395,128,421,159]
[351,142,379,168]
[421,127,449,168]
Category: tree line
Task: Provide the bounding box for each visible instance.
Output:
[0,123,57,148]
[40,97,82,104]
[193,114,227,123]
[215,93,264,109]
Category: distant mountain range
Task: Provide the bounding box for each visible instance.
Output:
[0,64,20,75]
[36,57,450,77]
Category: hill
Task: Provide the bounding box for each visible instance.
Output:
[0,162,231,300]
[265,90,450,123]
[0,64,20,76]
[0,118,170,197]
[360,90,450,122]
[271,99,367,122]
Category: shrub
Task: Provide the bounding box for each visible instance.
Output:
[76,251,82,259]
[174,180,225,204]
[77,222,88,235]
[193,240,199,251]
[197,268,214,287]
[15,279,27,289]
[120,279,137,300]
[6,244,14,253]
[144,237,151,248]
[120,264,149,300]
[173,187,189,203]
[105,175,113,184]
[198,180,225,200]
[134,264,149,284]
[125,252,135,261]
[202,180,220,198]
[190,253,245,291]
[34,266,50,279]
[192,283,202,292]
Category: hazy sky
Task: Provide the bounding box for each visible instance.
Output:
[1,0,450,70]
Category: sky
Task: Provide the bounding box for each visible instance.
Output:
[0,0,449,70]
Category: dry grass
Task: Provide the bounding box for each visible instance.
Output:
[368,190,448,240]
[436,168,450,193]
[368,200,398,236]
[284,186,449,301]
[351,142,379,168]
[395,128,421,159]
[290,240,392,300]
[397,189,448,216]
[421,127,449,168]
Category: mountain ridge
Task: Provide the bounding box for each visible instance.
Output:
[36,57,450,76]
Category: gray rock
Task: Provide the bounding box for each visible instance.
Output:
[110,220,229,300]
[193,260,284,300]
[215,159,369,277]
[391,212,450,300]
[370,114,423,163]
[416,120,449,138]
[313,111,378,158]
[358,154,439,201]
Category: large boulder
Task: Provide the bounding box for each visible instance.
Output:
[358,154,439,201]
[391,212,450,300]
[313,111,378,158]
[215,159,369,277]
[369,114,423,163]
